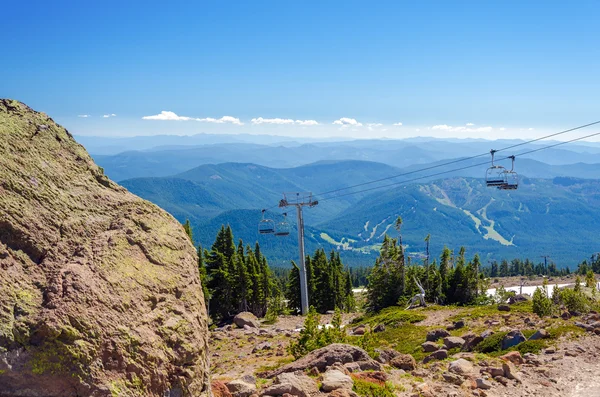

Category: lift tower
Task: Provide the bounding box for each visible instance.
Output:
[279,192,318,315]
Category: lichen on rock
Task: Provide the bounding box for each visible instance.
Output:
[0,99,211,396]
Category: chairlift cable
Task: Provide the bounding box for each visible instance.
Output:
[317,130,600,202]
[314,121,600,199]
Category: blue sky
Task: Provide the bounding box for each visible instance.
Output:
[2,1,599,139]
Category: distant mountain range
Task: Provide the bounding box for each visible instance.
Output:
[81,134,600,268]
[116,159,600,268]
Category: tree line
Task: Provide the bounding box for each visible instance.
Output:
[286,249,355,314]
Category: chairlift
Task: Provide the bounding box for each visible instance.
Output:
[498,155,518,190]
[274,212,291,236]
[485,150,506,187]
[258,209,275,234]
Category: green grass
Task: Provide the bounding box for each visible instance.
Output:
[474,332,508,354]
[511,340,546,354]
[352,379,396,397]
[353,306,427,326]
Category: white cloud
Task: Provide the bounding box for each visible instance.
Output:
[393,122,403,126]
[103,113,117,118]
[197,116,243,125]
[431,124,493,133]
[366,123,383,131]
[142,111,193,121]
[78,115,90,118]
[251,117,295,125]
[500,127,506,131]
[466,122,474,126]
[333,117,363,127]
[528,127,535,131]
[296,119,319,126]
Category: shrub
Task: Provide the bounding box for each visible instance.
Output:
[352,378,396,397]
[514,340,545,354]
[532,286,553,317]
[559,288,590,313]
[474,332,508,353]
[287,307,346,359]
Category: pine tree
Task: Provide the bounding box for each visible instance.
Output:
[183,219,194,244]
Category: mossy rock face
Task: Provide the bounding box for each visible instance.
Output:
[0,100,211,396]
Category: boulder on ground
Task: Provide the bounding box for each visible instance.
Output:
[261,371,318,397]
[353,325,366,335]
[390,354,417,371]
[212,381,234,397]
[0,100,211,396]
[422,341,439,352]
[234,312,261,329]
[373,324,386,333]
[321,369,354,392]
[462,333,483,352]
[442,372,463,385]
[423,349,448,364]
[502,361,522,382]
[443,336,466,349]
[448,358,474,376]
[375,348,400,364]
[508,294,531,304]
[262,344,379,378]
[226,374,257,397]
[329,389,359,397]
[528,329,549,341]
[476,378,492,390]
[426,329,451,342]
[501,330,526,350]
[500,351,524,365]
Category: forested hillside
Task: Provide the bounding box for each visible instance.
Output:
[119,157,600,267]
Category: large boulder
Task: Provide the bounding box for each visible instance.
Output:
[0,100,210,396]
[227,374,257,397]
[234,312,261,329]
[426,329,451,342]
[262,343,380,378]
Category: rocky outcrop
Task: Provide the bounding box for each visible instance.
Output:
[234,312,260,329]
[262,343,380,378]
[0,100,211,396]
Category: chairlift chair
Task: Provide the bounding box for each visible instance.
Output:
[274,213,291,236]
[498,155,518,190]
[486,150,507,187]
[258,209,275,234]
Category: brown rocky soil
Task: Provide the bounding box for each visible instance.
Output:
[0,100,210,396]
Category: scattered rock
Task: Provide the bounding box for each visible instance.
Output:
[462,335,483,352]
[528,329,549,341]
[443,336,466,350]
[426,329,451,342]
[484,367,504,377]
[262,371,319,397]
[373,324,386,333]
[234,312,261,329]
[501,330,526,350]
[423,349,448,364]
[494,376,509,386]
[422,341,439,352]
[561,311,572,320]
[453,319,466,329]
[544,347,556,354]
[322,369,353,392]
[262,344,380,378]
[508,294,531,304]
[500,351,524,365]
[502,362,522,383]
[442,372,463,385]
[226,375,257,397]
[328,389,359,397]
[252,342,272,353]
[476,378,492,390]
[353,325,366,335]
[351,371,388,385]
[390,354,417,371]
[481,329,494,339]
[212,381,234,397]
[448,358,474,376]
[498,304,511,312]
[374,348,400,364]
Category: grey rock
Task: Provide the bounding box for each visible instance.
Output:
[448,358,474,376]
[321,369,353,392]
[501,330,526,350]
[476,378,493,390]
[443,336,465,350]
[421,341,439,352]
[528,329,549,341]
[234,312,261,329]
[426,329,451,342]
[262,371,318,397]
[423,349,448,364]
